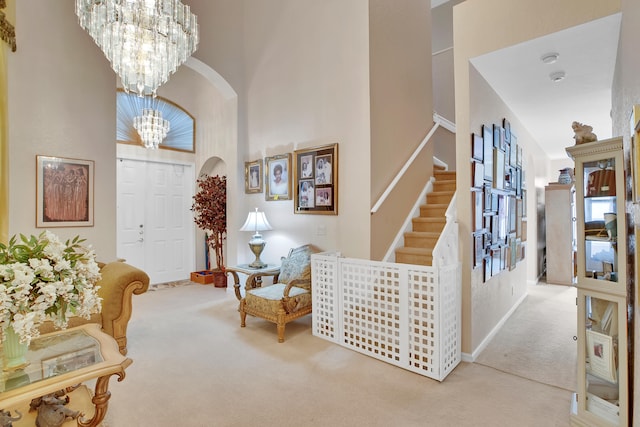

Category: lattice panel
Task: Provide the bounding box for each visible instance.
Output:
[407,268,439,375]
[438,264,461,378]
[311,252,461,382]
[340,261,402,364]
[312,254,339,342]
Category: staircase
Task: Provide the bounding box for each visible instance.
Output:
[395,167,456,266]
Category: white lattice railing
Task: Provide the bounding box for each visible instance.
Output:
[312,246,461,381]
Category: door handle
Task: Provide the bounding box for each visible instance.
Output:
[138,238,144,243]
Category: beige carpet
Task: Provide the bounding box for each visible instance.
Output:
[102,282,574,427]
[475,282,577,392]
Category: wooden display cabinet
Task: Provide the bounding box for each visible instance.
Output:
[566,137,629,426]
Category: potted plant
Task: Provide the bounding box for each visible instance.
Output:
[191,174,227,287]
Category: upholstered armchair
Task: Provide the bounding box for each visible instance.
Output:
[38,261,150,355]
[239,245,313,342]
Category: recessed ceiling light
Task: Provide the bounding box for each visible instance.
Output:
[550,71,566,82]
[541,52,560,64]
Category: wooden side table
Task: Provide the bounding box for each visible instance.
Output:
[226,264,280,300]
[0,324,132,427]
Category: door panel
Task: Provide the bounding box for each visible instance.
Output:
[117,159,194,285]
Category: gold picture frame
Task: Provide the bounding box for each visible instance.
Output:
[36,155,94,227]
[293,143,338,215]
[244,159,263,194]
[265,153,291,201]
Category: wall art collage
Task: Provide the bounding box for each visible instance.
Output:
[470,119,526,282]
[244,143,338,215]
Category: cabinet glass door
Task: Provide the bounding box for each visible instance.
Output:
[583,294,621,424]
[582,157,618,282]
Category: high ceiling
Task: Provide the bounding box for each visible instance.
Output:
[470,13,621,160]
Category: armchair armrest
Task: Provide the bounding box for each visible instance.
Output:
[98,261,150,355]
[283,278,311,296]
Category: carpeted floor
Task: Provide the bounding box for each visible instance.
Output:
[475,282,577,392]
[101,282,575,427]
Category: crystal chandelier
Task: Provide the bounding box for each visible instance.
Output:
[133,108,170,149]
[75,0,199,97]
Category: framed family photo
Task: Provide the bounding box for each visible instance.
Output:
[36,155,94,227]
[265,153,291,201]
[293,143,338,215]
[244,159,263,194]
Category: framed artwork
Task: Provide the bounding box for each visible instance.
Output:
[509,195,517,233]
[293,143,338,215]
[510,132,518,167]
[516,140,523,167]
[472,161,484,189]
[472,133,483,161]
[509,234,517,270]
[483,184,492,213]
[244,159,263,194]
[491,245,501,276]
[473,191,483,232]
[36,155,94,227]
[516,198,523,238]
[484,256,492,282]
[482,124,493,182]
[503,118,511,144]
[265,154,291,201]
[41,345,99,378]
[493,124,501,148]
[493,148,505,190]
[473,231,484,269]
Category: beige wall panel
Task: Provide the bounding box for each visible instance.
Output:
[454,0,620,355]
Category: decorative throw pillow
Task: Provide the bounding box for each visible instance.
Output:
[278,246,312,285]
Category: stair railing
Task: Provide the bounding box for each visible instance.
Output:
[432,192,458,269]
[371,112,455,214]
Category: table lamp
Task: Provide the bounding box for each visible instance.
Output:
[239,208,273,268]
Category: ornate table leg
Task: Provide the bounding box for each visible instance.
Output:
[77,371,125,427]
[229,271,242,300]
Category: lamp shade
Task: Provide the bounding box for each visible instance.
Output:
[240,208,273,233]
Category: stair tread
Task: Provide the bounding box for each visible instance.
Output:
[405,231,439,236]
[429,190,455,195]
[413,217,445,222]
[396,246,434,255]
[420,203,449,208]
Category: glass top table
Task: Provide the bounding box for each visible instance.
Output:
[0,324,132,427]
[226,264,280,300]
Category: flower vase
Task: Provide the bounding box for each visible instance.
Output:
[2,326,29,371]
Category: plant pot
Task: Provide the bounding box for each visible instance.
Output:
[213,270,228,288]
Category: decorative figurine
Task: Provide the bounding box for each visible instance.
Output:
[572,121,598,144]
[0,409,22,427]
[30,390,81,427]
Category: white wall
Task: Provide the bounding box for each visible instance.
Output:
[8,0,117,259]
[238,0,372,262]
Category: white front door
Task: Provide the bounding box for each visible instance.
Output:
[117,159,194,284]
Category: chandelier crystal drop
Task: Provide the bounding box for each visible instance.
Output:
[75,0,199,97]
[133,108,170,149]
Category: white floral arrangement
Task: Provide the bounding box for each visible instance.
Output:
[0,231,102,345]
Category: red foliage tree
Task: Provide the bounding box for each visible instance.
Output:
[192,175,227,271]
